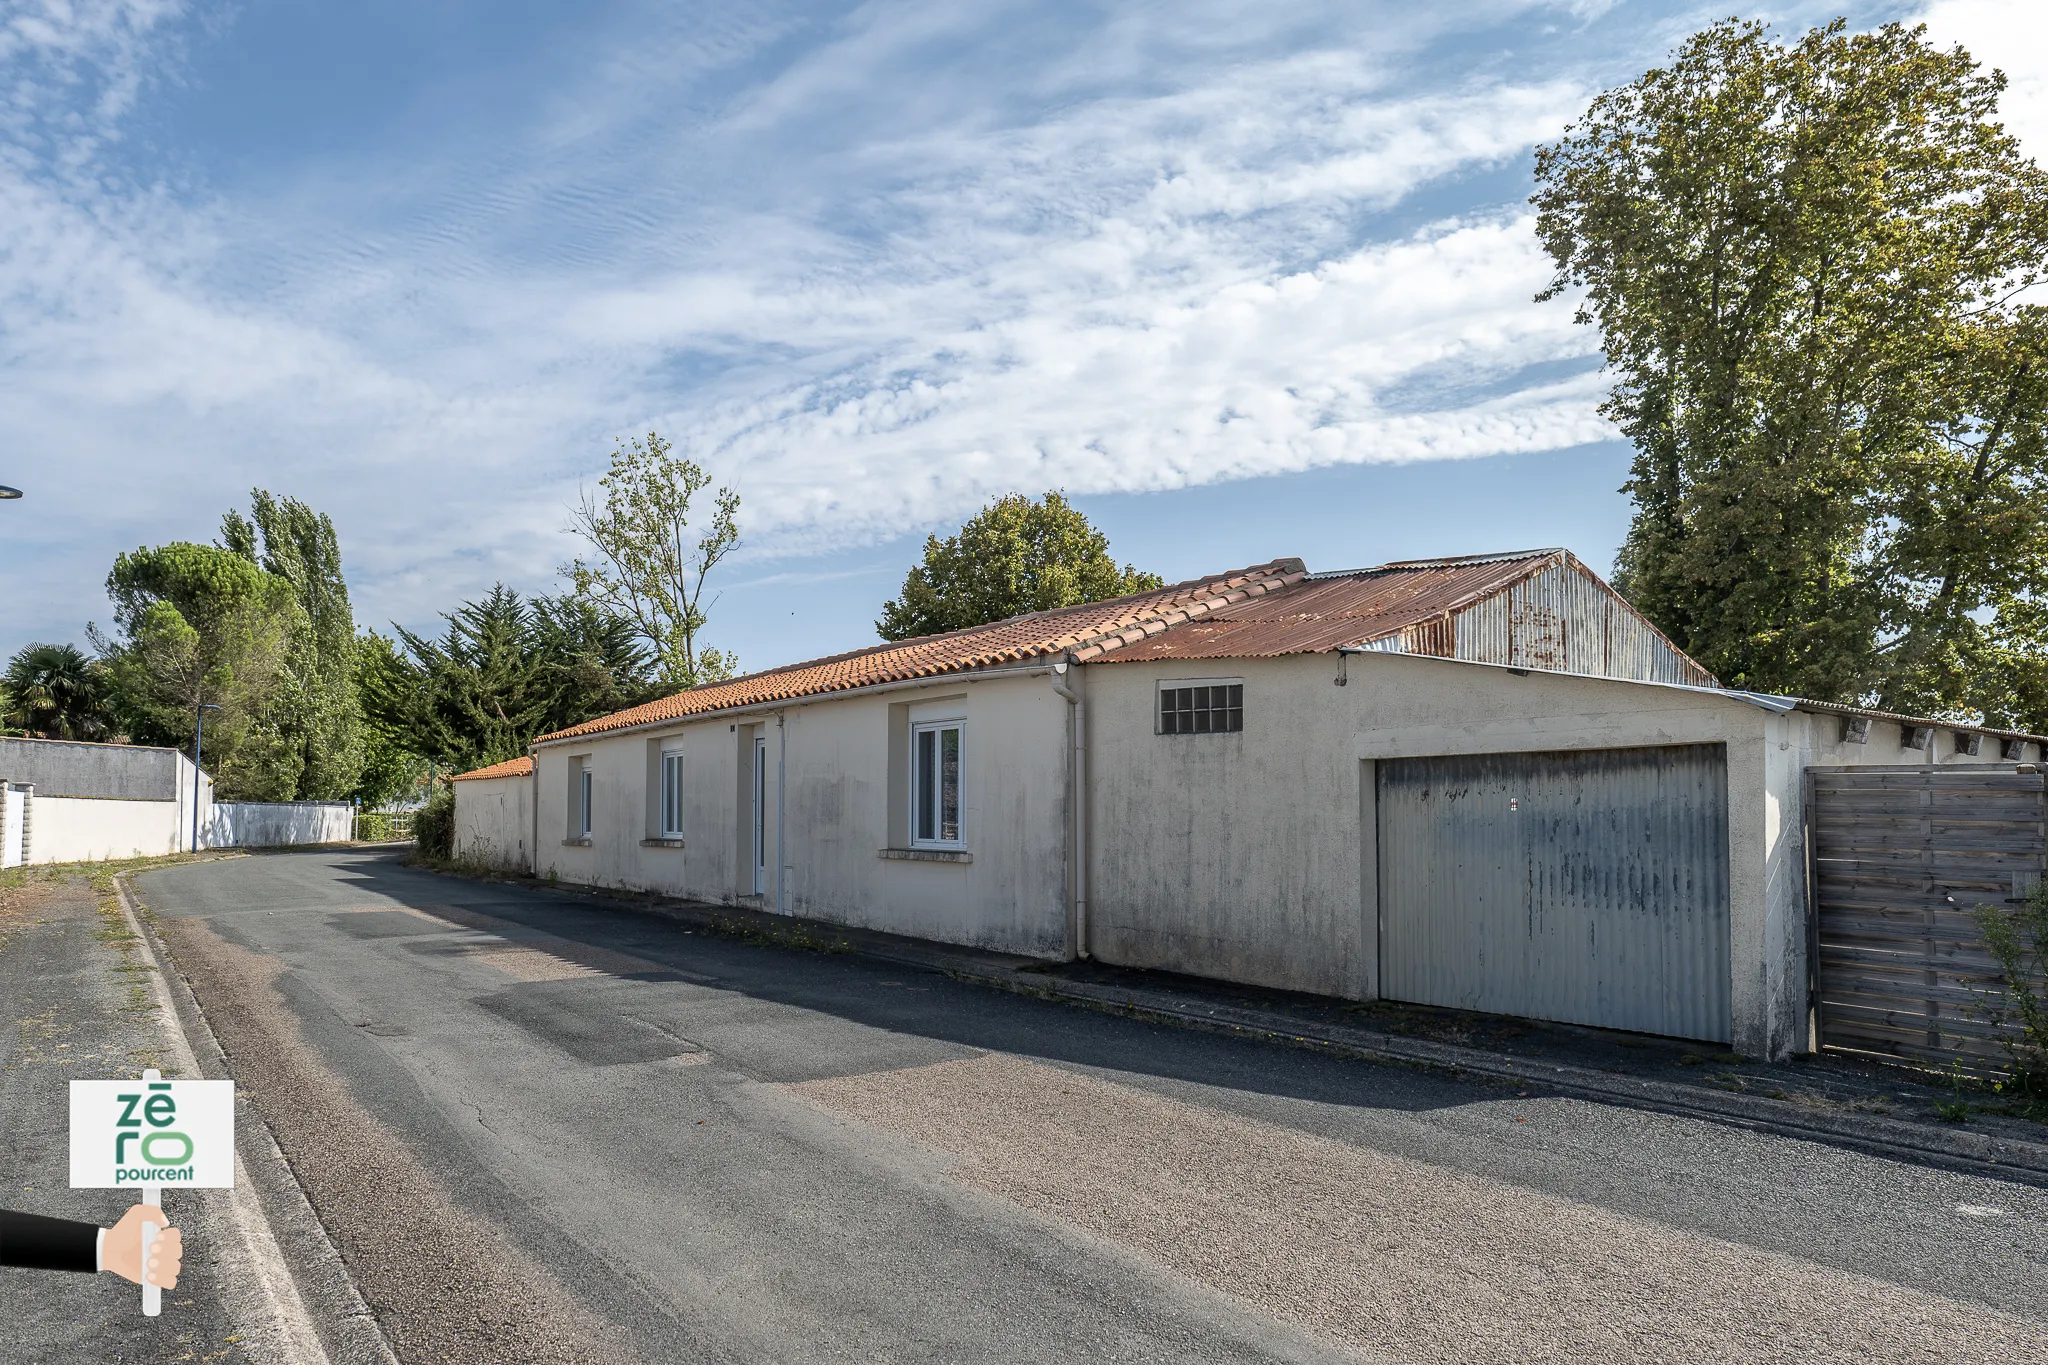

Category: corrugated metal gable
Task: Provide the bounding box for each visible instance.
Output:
[1447,557,1714,687]
[1104,549,1716,687]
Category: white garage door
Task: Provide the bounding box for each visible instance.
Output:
[1377,745,1731,1042]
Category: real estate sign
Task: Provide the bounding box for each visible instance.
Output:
[68,1076,235,1189]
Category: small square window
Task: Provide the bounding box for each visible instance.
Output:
[1159,683,1243,735]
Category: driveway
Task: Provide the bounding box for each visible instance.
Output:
[134,849,2048,1364]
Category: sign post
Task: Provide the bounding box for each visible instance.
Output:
[69,1069,234,1315]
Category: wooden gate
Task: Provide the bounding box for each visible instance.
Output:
[1809,764,2046,1069]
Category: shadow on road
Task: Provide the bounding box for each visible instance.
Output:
[308,849,1488,1119]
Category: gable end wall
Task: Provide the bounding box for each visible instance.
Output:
[1444,559,1713,686]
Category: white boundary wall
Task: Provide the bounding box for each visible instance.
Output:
[0,764,350,863]
[22,794,186,862]
[205,802,353,848]
[0,746,214,865]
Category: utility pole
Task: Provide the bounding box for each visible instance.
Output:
[192,702,221,853]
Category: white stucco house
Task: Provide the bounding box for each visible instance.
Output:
[452,549,2040,1058]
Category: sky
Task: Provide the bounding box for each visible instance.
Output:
[1,0,2043,676]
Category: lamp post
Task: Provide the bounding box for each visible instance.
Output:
[0,485,21,499]
[192,703,221,853]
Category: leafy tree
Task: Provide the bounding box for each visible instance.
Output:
[877,491,1165,641]
[530,594,664,729]
[2,643,112,740]
[95,542,302,798]
[564,431,740,691]
[1533,19,2048,715]
[352,633,433,808]
[1868,311,2048,723]
[361,586,659,775]
[222,491,365,799]
[364,587,548,774]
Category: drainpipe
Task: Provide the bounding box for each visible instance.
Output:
[776,711,788,916]
[1050,659,1089,959]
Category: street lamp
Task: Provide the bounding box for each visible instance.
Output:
[0,485,21,499]
[192,703,222,853]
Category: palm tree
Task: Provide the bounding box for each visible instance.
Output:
[2,643,112,741]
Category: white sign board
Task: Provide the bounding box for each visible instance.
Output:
[69,1077,235,1189]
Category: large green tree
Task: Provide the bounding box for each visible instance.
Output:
[2,643,112,740]
[95,541,303,798]
[564,431,740,691]
[1533,19,2048,720]
[877,491,1165,641]
[222,490,366,799]
[360,586,659,775]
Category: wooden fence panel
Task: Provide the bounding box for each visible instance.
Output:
[1809,764,2047,1072]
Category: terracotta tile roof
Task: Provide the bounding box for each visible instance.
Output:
[1098,549,1575,662]
[536,559,1309,744]
[450,755,534,782]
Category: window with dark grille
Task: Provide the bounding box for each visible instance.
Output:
[1160,683,1243,734]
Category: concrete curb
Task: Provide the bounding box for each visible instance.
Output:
[420,861,2048,1189]
[117,873,400,1365]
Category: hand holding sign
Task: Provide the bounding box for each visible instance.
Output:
[103,1205,182,1289]
[70,1069,232,1316]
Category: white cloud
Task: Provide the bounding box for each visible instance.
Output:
[1915,0,2048,158]
[0,0,1621,657]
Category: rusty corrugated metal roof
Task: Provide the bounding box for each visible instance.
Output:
[1101,550,1568,662]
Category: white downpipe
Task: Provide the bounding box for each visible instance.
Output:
[1050,662,1089,960]
[775,712,788,916]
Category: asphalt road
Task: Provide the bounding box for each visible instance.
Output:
[135,849,2048,1364]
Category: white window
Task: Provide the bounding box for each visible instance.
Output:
[579,765,593,838]
[910,720,964,848]
[659,750,685,837]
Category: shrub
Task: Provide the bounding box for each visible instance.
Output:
[1972,882,2048,1106]
[412,784,455,861]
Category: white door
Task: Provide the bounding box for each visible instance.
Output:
[752,736,768,896]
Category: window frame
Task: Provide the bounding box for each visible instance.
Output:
[1156,678,1245,736]
[659,748,685,838]
[579,765,593,838]
[908,718,966,850]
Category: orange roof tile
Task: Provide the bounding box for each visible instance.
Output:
[536,559,1308,744]
[450,755,534,782]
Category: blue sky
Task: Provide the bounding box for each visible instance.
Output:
[2,0,2041,675]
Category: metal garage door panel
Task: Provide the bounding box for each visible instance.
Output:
[1378,745,1730,1042]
